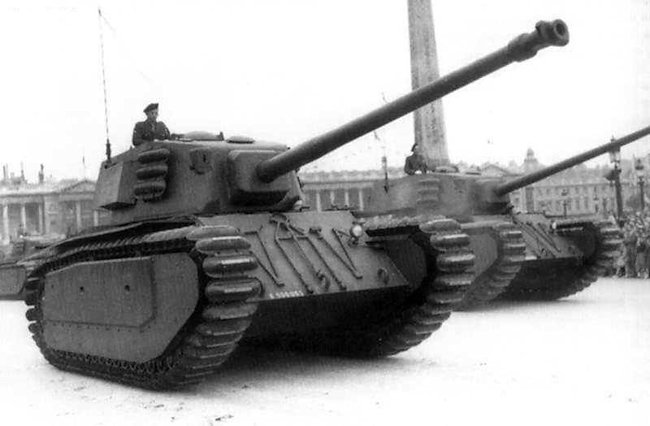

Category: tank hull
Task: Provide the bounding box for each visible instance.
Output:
[461,214,620,307]
[0,262,26,299]
[0,236,62,299]
[501,216,621,300]
[25,211,475,388]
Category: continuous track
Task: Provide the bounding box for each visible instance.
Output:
[302,215,476,356]
[457,223,526,310]
[501,220,622,301]
[24,225,260,390]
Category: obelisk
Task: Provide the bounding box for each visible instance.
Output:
[407,0,449,167]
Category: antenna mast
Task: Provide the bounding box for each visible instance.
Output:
[98,8,112,163]
[379,94,390,191]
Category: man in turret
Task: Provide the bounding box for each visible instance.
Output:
[132,103,171,146]
[404,143,428,175]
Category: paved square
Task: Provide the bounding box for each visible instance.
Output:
[1,278,648,426]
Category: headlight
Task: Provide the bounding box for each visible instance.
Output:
[350,224,364,239]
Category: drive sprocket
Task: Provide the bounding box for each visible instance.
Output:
[301,215,475,356]
[457,222,525,310]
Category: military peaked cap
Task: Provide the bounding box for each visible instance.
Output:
[143,103,159,113]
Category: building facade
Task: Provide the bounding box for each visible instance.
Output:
[300,168,405,211]
[0,177,108,245]
[506,150,645,216]
[300,149,647,217]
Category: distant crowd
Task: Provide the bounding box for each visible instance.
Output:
[616,212,650,278]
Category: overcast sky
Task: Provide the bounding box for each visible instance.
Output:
[0,0,649,181]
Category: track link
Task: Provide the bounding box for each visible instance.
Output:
[457,222,525,310]
[309,215,475,356]
[502,220,622,301]
[24,225,260,390]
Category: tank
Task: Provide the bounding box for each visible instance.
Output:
[24,20,568,389]
[488,130,650,302]
[366,127,650,309]
[0,235,61,299]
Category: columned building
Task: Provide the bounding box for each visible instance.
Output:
[505,151,642,216]
[300,150,645,217]
[300,168,405,211]
[0,179,108,245]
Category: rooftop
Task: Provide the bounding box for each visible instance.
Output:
[0,179,95,197]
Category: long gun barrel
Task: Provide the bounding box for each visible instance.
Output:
[256,19,569,183]
[494,125,650,196]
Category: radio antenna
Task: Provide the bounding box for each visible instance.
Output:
[379,93,391,192]
[98,7,112,163]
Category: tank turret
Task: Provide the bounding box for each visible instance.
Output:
[365,125,650,218]
[95,20,568,226]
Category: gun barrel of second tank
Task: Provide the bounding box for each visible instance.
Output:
[494,125,650,196]
[256,19,569,183]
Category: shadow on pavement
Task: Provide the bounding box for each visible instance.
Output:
[185,343,429,395]
[463,298,586,313]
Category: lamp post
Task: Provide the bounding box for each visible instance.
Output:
[635,158,645,211]
[606,147,623,219]
[561,188,569,217]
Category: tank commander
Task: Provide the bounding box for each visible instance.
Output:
[132,103,171,146]
[404,143,428,175]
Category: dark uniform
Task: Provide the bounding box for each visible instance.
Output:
[132,120,170,146]
[132,102,171,146]
[404,144,428,175]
